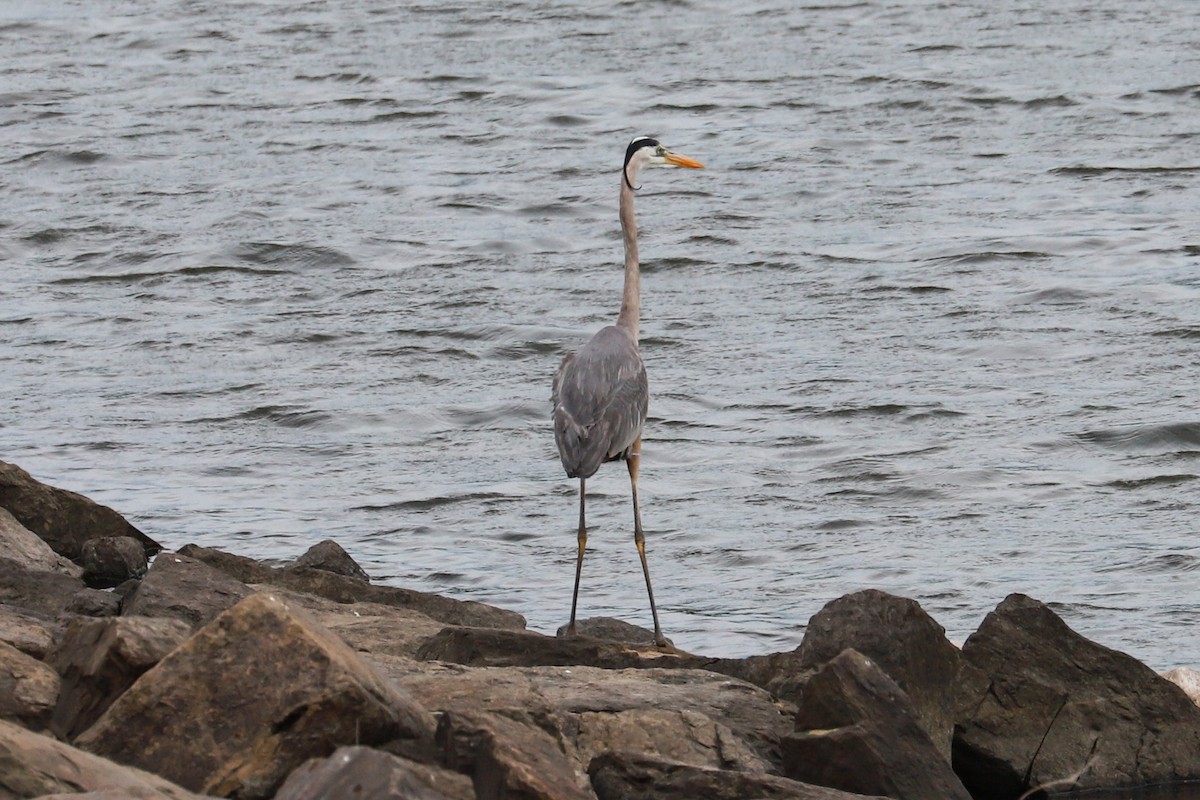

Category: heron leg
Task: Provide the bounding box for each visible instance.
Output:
[628,440,667,648]
[567,477,587,637]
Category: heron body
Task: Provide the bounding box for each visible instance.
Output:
[551,136,703,648]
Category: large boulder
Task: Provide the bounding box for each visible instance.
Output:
[955,593,1200,798]
[120,551,256,628]
[274,746,473,800]
[588,751,889,800]
[80,535,149,588]
[790,589,976,763]
[374,658,792,774]
[0,718,209,799]
[0,506,82,577]
[48,615,194,740]
[782,649,971,800]
[0,460,160,561]
[0,556,85,620]
[284,539,370,581]
[75,593,435,799]
[0,640,60,731]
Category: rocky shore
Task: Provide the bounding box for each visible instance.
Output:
[2,457,1199,800]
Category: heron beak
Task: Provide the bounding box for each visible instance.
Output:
[664,151,704,169]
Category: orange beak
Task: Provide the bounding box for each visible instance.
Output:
[664,151,704,169]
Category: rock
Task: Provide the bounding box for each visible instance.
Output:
[588,750,889,800]
[558,616,670,647]
[416,626,668,669]
[0,718,209,799]
[181,543,527,631]
[120,551,255,628]
[438,708,593,799]
[68,587,123,617]
[1163,667,1200,708]
[0,604,55,659]
[75,593,435,800]
[274,745,473,800]
[48,615,194,740]
[0,640,60,730]
[80,535,149,588]
[0,460,160,561]
[376,659,792,773]
[0,556,85,620]
[285,539,370,582]
[788,589,975,763]
[0,506,82,577]
[955,593,1200,798]
[781,649,971,800]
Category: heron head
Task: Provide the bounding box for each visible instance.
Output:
[623,136,704,189]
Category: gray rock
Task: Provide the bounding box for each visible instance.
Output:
[75,593,435,800]
[0,604,55,659]
[80,535,149,588]
[0,506,82,577]
[120,552,255,628]
[0,640,60,731]
[285,539,370,582]
[274,746,472,800]
[588,750,889,800]
[0,460,160,561]
[782,649,971,800]
[0,556,85,620]
[955,593,1200,798]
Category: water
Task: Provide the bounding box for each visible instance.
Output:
[3,0,1199,670]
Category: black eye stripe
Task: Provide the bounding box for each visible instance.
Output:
[624,137,660,169]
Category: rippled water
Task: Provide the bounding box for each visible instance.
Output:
[3,0,1199,668]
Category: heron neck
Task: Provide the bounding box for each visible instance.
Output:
[616,175,640,341]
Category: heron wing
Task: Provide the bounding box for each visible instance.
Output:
[552,325,648,479]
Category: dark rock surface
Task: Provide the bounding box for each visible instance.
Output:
[285,538,370,581]
[75,593,435,799]
[0,556,85,620]
[274,745,473,800]
[80,535,149,588]
[782,649,972,800]
[0,460,160,561]
[955,593,1200,798]
[119,551,256,628]
[0,506,82,577]
[588,750,889,800]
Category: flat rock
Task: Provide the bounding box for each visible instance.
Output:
[180,543,526,631]
[274,745,473,800]
[0,506,82,577]
[955,593,1200,798]
[558,617,671,648]
[416,625,684,669]
[588,750,889,800]
[0,640,60,731]
[80,535,149,588]
[49,615,194,740]
[374,657,792,772]
[75,593,435,800]
[0,460,160,561]
[285,539,370,581]
[790,589,976,763]
[120,551,255,628]
[438,708,593,800]
[0,718,209,799]
[782,649,971,800]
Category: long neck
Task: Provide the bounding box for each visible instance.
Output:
[615,174,640,340]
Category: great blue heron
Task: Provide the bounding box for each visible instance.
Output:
[551,136,704,648]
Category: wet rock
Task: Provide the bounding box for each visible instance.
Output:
[48,615,193,740]
[0,556,84,620]
[274,745,473,800]
[0,640,60,731]
[789,589,976,763]
[120,551,255,628]
[954,593,1200,798]
[377,659,792,773]
[80,535,149,588]
[181,543,526,630]
[0,604,55,659]
[0,718,209,799]
[0,505,82,577]
[0,460,160,561]
[285,538,370,581]
[75,593,435,799]
[588,750,889,800]
[438,708,593,799]
[782,649,971,800]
